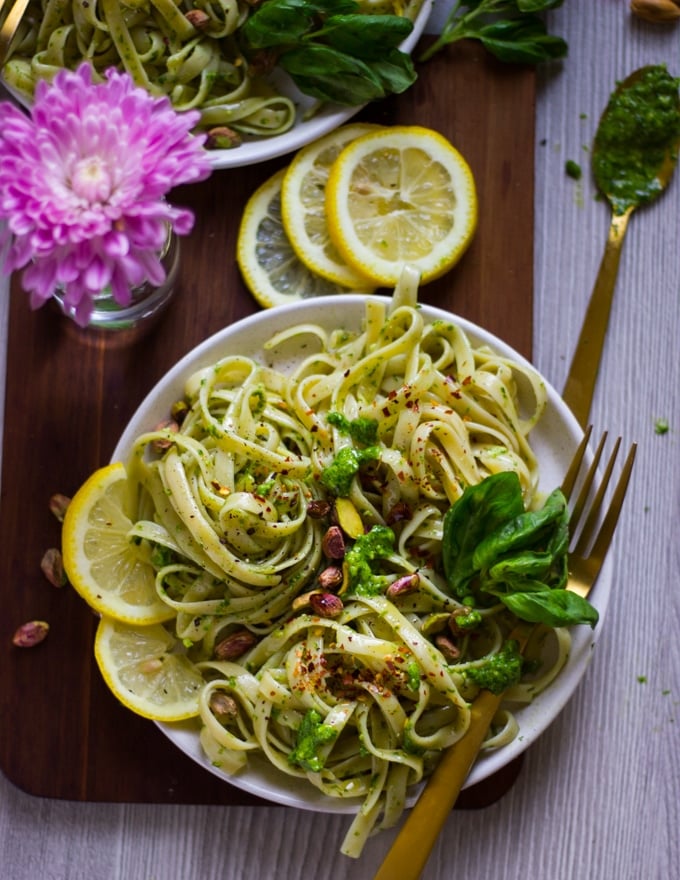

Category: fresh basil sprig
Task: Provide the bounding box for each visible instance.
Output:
[442,471,599,628]
[240,0,416,106]
[420,0,568,64]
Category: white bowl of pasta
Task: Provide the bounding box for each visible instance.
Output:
[111,289,611,856]
[1,0,433,170]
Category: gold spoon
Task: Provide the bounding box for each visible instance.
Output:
[562,64,680,427]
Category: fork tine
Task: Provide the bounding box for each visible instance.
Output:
[575,441,637,563]
[560,424,593,502]
[571,436,621,556]
[565,429,609,536]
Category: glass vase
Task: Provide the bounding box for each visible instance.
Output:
[53,229,180,336]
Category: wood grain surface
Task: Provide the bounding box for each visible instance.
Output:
[0,40,534,806]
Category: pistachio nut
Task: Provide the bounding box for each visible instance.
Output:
[48,492,71,522]
[434,634,461,663]
[317,565,344,590]
[630,0,680,21]
[151,419,179,452]
[420,612,451,637]
[209,691,239,719]
[40,547,67,587]
[214,629,257,660]
[309,592,344,619]
[321,525,346,559]
[12,620,49,648]
[205,126,242,150]
[185,8,211,28]
[307,499,331,519]
[333,497,365,538]
[385,572,420,600]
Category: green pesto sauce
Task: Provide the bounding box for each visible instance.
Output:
[288,709,337,772]
[319,445,379,496]
[464,640,523,695]
[593,65,680,215]
[344,525,395,597]
[565,159,582,180]
[326,411,379,446]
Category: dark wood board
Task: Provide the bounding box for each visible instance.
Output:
[0,40,534,807]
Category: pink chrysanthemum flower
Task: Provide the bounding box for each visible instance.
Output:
[0,63,212,325]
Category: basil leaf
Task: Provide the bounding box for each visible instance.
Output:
[442,471,525,597]
[241,0,316,48]
[473,488,569,571]
[500,589,599,629]
[422,0,567,65]
[281,45,389,104]
[517,0,565,12]
[485,547,569,593]
[314,14,413,59]
[478,19,567,64]
[369,50,417,95]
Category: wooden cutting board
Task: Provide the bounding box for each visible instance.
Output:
[0,40,534,807]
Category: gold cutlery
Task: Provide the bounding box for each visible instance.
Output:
[562,65,680,427]
[0,0,31,69]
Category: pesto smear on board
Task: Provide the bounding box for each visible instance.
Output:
[592,65,680,216]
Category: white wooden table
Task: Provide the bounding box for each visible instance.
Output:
[1,3,678,878]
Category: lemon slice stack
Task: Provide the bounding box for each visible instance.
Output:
[62,462,202,721]
[238,124,478,308]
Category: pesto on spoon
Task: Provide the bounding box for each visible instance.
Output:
[563,64,680,427]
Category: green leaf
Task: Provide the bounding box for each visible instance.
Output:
[369,50,417,95]
[421,0,567,65]
[478,18,567,64]
[241,0,316,48]
[313,14,413,59]
[485,547,568,593]
[441,473,598,629]
[473,487,569,573]
[442,471,525,598]
[500,589,599,628]
[517,0,565,12]
[280,47,386,104]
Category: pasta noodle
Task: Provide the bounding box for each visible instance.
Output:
[3,0,424,140]
[117,279,569,857]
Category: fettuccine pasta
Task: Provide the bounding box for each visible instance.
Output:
[118,279,569,856]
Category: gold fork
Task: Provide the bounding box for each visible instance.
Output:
[0,0,31,69]
[374,427,637,880]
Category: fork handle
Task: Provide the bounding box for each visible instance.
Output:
[562,208,631,429]
[374,689,503,880]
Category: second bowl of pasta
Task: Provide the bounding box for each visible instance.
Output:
[2,0,433,169]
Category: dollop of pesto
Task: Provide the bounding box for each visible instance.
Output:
[288,709,337,772]
[464,639,523,695]
[344,525,395,597]
[320,445,379,496]
[592,65,680,215]
[326,411,379,446]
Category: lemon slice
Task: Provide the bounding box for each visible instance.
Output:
[326,125,478,286]
[62,462,173,625]
[281,123,379,287]
[94,616,203,721]
[237,168,365,308]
